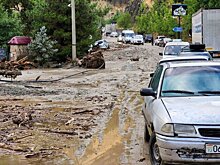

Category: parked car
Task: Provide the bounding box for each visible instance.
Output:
[117,34,123,42]
[159,41,189,58]
[110,31,118,37]
[158,38,172,47]
[140,61,220,165]
[88,39,109,52]
[131,35,144,45]
[154,35,165,46]
[144,34,153,43]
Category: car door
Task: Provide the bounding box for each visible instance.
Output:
[143,65,164,125]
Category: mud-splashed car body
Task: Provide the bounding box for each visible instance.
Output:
[140,61,220,165]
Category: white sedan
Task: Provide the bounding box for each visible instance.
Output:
[140,61,220,165]
[131,35,144,45]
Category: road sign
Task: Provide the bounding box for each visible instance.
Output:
[173,27,183,32]
[172,4,187,16]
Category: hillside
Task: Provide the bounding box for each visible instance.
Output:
[93,0,154,19]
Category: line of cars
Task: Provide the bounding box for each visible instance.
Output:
[110,30,148,45]
[140,41,220,164]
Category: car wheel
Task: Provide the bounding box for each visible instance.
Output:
[149,132,163,165]
[144,124,150,142]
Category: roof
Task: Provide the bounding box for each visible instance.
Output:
[159,56,209,64]
[162,61,220,68]
[8,36,31,45]
[165,41,189,46]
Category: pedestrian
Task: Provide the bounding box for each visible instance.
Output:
[151,37,154,46]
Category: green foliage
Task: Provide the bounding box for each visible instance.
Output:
[117,12,132,29]
[136,0,176,36]
[28,26,58,66]
[37,0,105,60]
[106,10,121,24]
[0,4,23,47]
[1,0,34,35]
[25,0,47,36]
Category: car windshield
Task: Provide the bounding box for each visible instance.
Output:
[125,33,134,37]
[161,66,220,97]
[164,45,188,55]
[135,35,143,39]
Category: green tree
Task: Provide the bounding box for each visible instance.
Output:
[142,0,176,36]
[28,26,58,66]
[1,0,34,35]
[117,12,132,29]
[25,0,47,36]
[0,4,23,47]
[39,0,106,61]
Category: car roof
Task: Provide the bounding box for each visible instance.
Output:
[179,51,211,55]
[159,56,209,64]
[172,39,182,42]
[163,38,172,40]
[122,30,134,33]
[165,41,189,46]
[161,61,220,68]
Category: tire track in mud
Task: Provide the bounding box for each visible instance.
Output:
[75,84,150,164]
[119,90,149,165]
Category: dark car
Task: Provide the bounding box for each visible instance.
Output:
[144,34,153,43]
[158,38,172,47]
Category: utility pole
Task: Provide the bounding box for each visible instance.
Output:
[178,15,181,39]
[71,0,76,61]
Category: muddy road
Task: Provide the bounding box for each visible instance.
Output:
[0,37,162,165]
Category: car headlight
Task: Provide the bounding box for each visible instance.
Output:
[161,123,174,136]
[161,124,197,137]
[174,124,196,136]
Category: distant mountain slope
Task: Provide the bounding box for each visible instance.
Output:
[94,0,154,19]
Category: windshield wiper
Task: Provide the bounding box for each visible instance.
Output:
[162,90,195,94]
[198,91,220,95]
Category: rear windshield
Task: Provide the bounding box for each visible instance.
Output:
[164,45,188,55]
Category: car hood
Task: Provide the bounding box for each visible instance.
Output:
[162,96,220,124]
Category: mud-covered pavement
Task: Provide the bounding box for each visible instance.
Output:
[0,37,162,165]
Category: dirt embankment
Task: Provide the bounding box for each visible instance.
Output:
[0,38,162,165]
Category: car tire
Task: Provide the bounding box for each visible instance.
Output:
[144,124,150,142]
[149,132,164,165]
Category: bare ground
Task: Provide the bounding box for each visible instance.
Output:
[0,37,162,165]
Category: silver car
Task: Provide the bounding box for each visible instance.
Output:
[131,35,144,45]
[140,61,220,165]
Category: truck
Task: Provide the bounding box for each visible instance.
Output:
[192,9,220,57]
[104,24,116,36]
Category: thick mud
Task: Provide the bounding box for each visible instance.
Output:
[0,37,162,165]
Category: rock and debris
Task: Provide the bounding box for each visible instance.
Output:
[0,56,36,79]
[77,51,105,69]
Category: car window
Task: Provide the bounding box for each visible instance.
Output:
[149,65,163,91]
[161,66,220,97]
[164,45,187,55]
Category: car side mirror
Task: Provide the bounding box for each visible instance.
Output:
[140,88,156,97]
[159,52,163,56]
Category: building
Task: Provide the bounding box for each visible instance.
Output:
[8,36,31,61]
